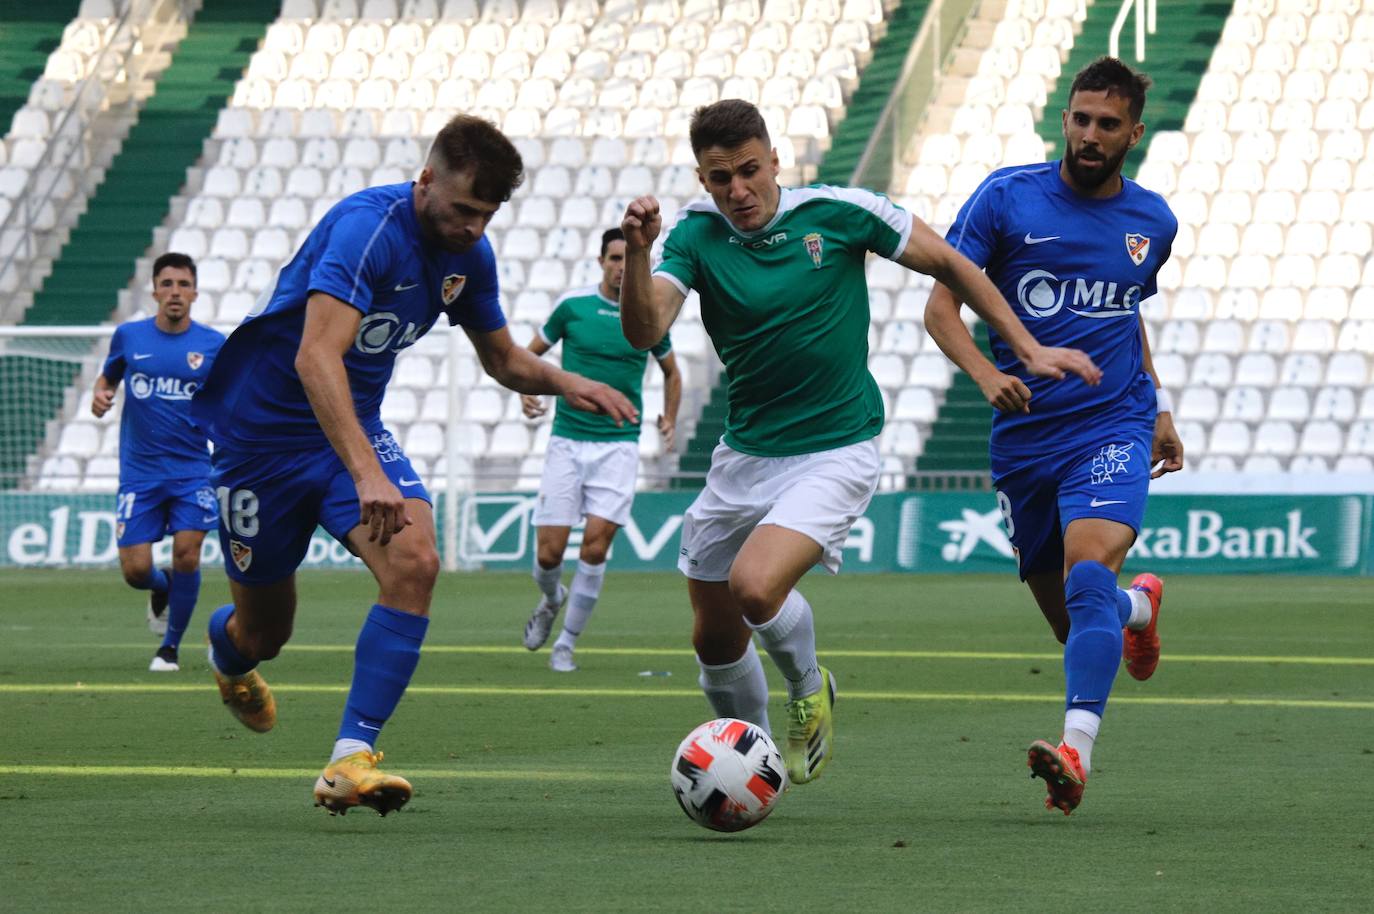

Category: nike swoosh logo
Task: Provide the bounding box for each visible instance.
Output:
[358,722,381,731]
[1024,234,1060,245]
[321,776,337,788]
[394,282,419,292]
[132,353,153,360]
[398,478,422,487]
[1089,498,1126,507]
[201,515,217,524]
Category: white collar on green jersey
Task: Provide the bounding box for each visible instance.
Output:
[552,285,618,309]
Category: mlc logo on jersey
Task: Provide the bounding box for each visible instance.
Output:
[355,312,429,354]
[129,372,198,400]
[1015,270,1143,320]
[442,274,466,305]
[1125,233,1150,266]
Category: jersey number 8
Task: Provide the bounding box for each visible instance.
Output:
[217,486,260,537]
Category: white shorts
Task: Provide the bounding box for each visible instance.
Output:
[532,435,639,527]
[677,437,881,581]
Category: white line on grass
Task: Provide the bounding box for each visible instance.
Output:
[0,764,650,781]
[4,682,1371,710]
[49,644,1374,666]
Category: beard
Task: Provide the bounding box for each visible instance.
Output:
[1065,143,1128,190]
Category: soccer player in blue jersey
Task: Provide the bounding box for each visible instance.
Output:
[925,58,1184,815]
[192,116,636,817]
[92,252,224,673]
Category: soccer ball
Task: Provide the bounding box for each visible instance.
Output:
[670,718,785,832]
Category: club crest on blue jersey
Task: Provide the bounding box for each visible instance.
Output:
[803,232,824,269]
[1090,442,1134,485]
[187,351,204,370]
[1125,233,1150,266]
[442,273,466,304]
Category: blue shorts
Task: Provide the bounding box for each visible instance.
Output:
[992,427,1153,580]
[116,477,218,547]
[210,430,431,585]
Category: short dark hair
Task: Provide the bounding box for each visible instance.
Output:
[599,227,625,258]
[1069,57,1152,122]
[689,99,771,157]
[427,114,525,203]
[153,252,196,284]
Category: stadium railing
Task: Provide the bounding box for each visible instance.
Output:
[851,0,982,193]
[0,0,182,322]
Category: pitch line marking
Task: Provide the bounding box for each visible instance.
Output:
[64,644,1374,667]
[3,683,1370,710]
[0,764,646,782]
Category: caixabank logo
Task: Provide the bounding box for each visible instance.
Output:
[895,494,1367,575]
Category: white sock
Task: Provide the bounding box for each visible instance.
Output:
[697,640,771,732]
[747,590,822,700]
[1062,708,1101,775]
[1124,588,1152,630]
[330,737,372,763]
[554,559,605,650]
[533,558,563,601]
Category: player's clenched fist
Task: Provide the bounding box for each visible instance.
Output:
[621,196,662,251]
[91,388,115,418]
[520,394,548,419]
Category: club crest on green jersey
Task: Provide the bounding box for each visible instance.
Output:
[803,232,824,269]
[1125,233,1150,266]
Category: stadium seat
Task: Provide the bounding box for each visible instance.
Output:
[488,422,531,457]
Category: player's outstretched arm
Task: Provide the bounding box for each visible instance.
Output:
[899,221,1101,388]
[467,324,639,426]
[519,334,553,419]
[620,195,687,350]
[298,292,411,545]
[925,282,1036,413]
[91,374,118,418]
[1139,313,1184,477]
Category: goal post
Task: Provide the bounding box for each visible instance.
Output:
[0,325,116,492]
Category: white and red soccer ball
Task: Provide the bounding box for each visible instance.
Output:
[670,718,785,832]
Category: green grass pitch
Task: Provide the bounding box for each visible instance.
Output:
[2,569,1372,912]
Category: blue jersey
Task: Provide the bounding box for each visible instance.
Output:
[101,318,224,481]
[192,183,506,451]
[946,162,1177,465]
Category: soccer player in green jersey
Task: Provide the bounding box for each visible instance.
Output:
[620,99,1101,785]
[519,228,682,672]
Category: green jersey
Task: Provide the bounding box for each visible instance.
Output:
[542,288,672,442]
[654,185,912,457]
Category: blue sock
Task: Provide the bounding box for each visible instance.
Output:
[1113,587,1133,627]
[337,604,429,745]
[160,569,200,651]
[134,568,169,594]
[1063,561,1124,719]
[208,604,257,676]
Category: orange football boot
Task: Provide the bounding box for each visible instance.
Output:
[1027,739,1086,815]
[1123,573,1163,681]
